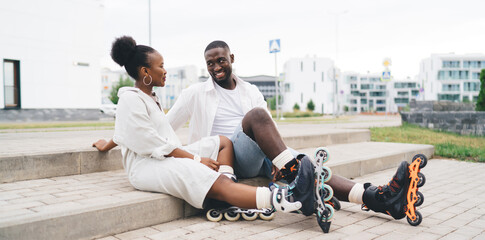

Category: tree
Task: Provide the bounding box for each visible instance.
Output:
[293,103,300,111]
[268,96,282,111]
[110,76,134,104]
[307,99,315,112]
[476,69,485,111]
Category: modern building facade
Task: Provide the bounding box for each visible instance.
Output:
[154,65,198,109]
[419,53,485,102]
[240,75,277,100]
[281,56,340,114]
[0,0,104,110]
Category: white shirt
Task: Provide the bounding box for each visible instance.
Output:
[210,83,245,138]
[167,75,270,144]
[113,87,182,173]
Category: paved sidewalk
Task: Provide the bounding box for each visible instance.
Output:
[97,159,485,240]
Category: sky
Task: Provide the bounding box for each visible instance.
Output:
[101,0,485,79]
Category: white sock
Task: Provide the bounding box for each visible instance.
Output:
[272,149,294,170]
[348,183,364,204]
[218,165,234,174]
[256,187,272,209]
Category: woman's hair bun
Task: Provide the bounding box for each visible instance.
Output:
[110,36,137,67]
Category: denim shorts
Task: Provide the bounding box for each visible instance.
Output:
[230,124,299,179]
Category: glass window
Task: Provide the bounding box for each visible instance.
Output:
[351,84,357,89]
[376,107,386,112]
[376,85,386,90]
[350,99,357,104]
[361,99,367,104]
[472,72,480,79]
[360,92,366,97]
[412,90,419,96]
[463,96,470,102]
[473,96,478,102]
[464,82,480,91]
[351,107,357,112]
[3,60,21,108]
[394,98,409,104]
[442,60,460,68]
[361,84,373,90]
[351,90,360,96]
[442,84,460,92]
[376,100,386,104]
[397,91,409,96]
[438,94,460,101]
[370,91,385,97]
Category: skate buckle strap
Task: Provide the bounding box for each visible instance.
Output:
[272,188,301,213]
[405,159,420,221]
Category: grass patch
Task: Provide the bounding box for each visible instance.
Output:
[370,122,485,162]
[0,121,114,130]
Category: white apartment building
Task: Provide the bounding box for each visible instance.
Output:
[281,56,342,114]
[343,72,420,113]
[154,65,198,109]
[0,0,104,110]
[419,53,485,102]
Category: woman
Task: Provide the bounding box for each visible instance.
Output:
[108,36,314,216]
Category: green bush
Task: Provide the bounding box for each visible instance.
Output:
[110,76,134,104]
[293,103,300,111]
[307,99,315,112]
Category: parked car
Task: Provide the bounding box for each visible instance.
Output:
[100,97,117,117]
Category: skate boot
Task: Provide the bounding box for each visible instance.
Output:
[362,154,427,226]
[270,155,317,216]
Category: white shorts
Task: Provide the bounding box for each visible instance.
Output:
[128,136,221,209]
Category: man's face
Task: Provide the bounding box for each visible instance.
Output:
[204,47,234,85]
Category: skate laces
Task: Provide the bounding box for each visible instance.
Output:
[280,158,300,182]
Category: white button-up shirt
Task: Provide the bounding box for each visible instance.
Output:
[167,76,269,144]
[113,87,182,173]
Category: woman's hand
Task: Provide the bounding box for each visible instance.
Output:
[200,157,220,171]
[92,139,117,152]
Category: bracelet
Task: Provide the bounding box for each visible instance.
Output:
[193,155,201,162]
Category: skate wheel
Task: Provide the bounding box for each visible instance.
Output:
[321,166,332,182]
[259,211,275,221]
[319,184,334,202]
[407,211,422,226]
[242,212,258,221]
[412,154,427,168]
[415,191,424,207]
[417,172,426,188]
[206,209,223,222]
[317,203,335,221]
[224,212,240,221]
[314,147,330,164]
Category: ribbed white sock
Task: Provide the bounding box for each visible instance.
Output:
[218,165,234,174]
[348,183,364,204]
[256,187,272,209]
[272,149,294,169]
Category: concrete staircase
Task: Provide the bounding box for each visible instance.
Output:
[0,127,434,240]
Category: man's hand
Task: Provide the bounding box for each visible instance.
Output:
[200,157,220,171]
[271,164,283,182]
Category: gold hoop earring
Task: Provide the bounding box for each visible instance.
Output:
[143,75,153,86]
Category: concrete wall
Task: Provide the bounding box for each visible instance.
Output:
[410,100,476,112]
[0,109,108,122]
[401,111,485,136]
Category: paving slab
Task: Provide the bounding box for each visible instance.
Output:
[94,159,485,240]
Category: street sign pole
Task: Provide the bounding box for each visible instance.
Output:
[269,39,281,119]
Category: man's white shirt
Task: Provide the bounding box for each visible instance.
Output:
[210,82,245,138]
[167,76,270,144]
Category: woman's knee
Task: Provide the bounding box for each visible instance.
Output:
[218,135,233,150]
[208,175,235,200]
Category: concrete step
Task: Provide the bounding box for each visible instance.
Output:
[0,129,370,183]
[0,141,433,240]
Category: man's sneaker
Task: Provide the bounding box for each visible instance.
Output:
[362,161,410,219]
[280,158,300,182]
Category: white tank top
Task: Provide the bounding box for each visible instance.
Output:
[210,83,245,138]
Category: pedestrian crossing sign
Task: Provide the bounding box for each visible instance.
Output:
[381,71,391,82]
[269,39,281,53]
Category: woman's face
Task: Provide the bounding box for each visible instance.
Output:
[146,51,167,87]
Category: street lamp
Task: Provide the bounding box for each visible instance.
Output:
[329,10,348,118]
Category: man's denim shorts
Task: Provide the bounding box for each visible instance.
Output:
[230,124,273,179]
[229,124,299,179]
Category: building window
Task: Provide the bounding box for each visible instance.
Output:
[394,98,409,104]
[463,61,482,68]
[370,91,385,97]
[463,96,470,102]
[464,82,480,91]
[351,90,359,96]
[3,59,21,109]
[376,100,386,104]
[351,84,357,89]
[442,60,460,68]
[442,84,460,92]
[438,94,460,101]
[472,72,480,79]
[376,85,386,90]
[394,82,416,88]
[438,70,469,80]
[376,107,386,112]
[361,84,373,90]
[411,90,419,96]
[361,99,367,104]
[397,91,409,96]
[473,96,478,102]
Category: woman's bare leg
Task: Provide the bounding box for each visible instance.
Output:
[207,176,257,208]
[216,136,234,167]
